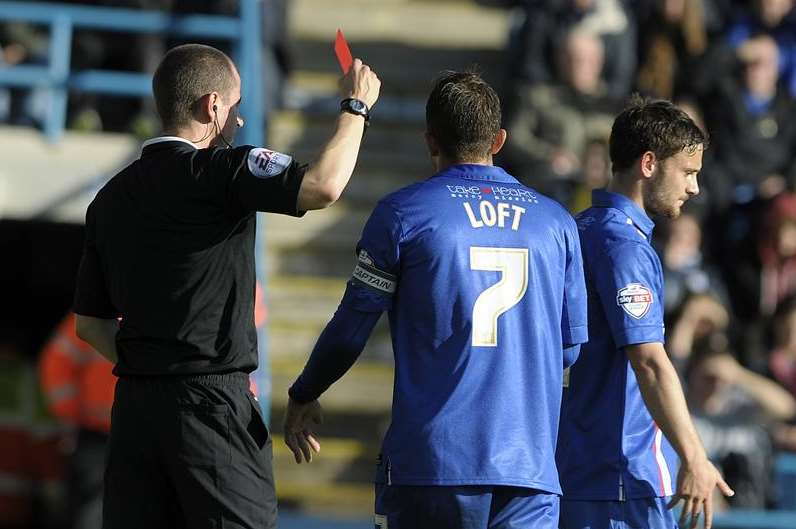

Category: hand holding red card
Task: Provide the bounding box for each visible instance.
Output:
[334,29,353,74]
[334,29,381,112]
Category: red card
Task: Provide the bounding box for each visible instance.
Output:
[334,29,353,74]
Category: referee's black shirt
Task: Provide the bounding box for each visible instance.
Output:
[73,137,306,376]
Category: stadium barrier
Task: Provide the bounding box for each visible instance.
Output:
[0,0,263,146]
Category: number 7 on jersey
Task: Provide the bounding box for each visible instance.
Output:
[470,247,529,347]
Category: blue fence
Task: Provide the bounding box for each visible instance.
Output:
[0,0,263,146]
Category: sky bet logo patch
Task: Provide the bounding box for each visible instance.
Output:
[616,283,653,319]
[247,148,292,178]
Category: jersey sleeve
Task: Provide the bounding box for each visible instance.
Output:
[207,145,307,216]
[340,199,402,313]
[593,241,665,348]
[73,205,119,319]
[561,216,588,348]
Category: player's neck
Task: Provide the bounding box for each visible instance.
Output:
[607,175,646,214]
[434,155,493,172]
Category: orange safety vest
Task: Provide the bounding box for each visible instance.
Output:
[39,313,116,433]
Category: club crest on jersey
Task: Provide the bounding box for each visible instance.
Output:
[616,283,653,319]
[358,249,374,266]
[247,148,292,178]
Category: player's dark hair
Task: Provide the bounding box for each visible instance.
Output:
[609,94,707,174]
[426,70,501,162]
[152,44,236,131]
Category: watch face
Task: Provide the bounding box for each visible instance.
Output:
[349,99,366,113]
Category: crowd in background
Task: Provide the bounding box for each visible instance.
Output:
[496,0,796,512]
[2,0,796,527]
[0,0,289,135]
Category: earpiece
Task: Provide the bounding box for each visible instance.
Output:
[211,101,233,148]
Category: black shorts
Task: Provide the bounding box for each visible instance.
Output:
[103,372,275,529]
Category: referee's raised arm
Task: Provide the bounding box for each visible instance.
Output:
[298,58,381,210]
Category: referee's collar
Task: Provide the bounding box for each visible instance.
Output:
[142,136,198,153]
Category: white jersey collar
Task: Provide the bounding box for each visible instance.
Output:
[142,136,198,150]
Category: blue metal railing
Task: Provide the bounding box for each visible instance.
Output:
[0,0,263,147]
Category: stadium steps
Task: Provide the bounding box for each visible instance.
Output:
[266,0,510,516]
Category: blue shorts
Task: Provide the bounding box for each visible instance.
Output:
[374,483,559,529]
[560,497,679,529]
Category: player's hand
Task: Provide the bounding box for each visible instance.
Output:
[667,457,734,529]
[283,397,323,464]
[340,58,381,110]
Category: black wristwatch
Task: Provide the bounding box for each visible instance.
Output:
[340,98,370,126]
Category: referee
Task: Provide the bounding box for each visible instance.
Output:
[72,44,380,529]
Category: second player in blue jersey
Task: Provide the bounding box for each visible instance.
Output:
[557,96,734,529]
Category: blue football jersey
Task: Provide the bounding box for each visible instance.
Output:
[556,189,678,500]
[341,164,588,493]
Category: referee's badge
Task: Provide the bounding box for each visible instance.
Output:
[616,283,653,319]
[247,147,292,178]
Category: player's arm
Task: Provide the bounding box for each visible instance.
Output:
[595,242,732,529]
[284,303,381,463]
[297,59,381,210]
[74,315,118,363]
[626,342,733,529]
[284,199,401,463]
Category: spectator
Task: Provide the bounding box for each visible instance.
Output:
[506,0,636,100]
[667,293,729,369]
[687,335,796,507]
[568,137,611,212]
[727,0,796,97]
[0,22,49,126]
[770,296,796,397]
[757,193,796,318]
[723,193,796,370]
[635,0,709,100]
[66,0,167,134]
[501,30,619,196]
[658,212,728,316]
[0,334,66,529]
[701,35,796,207]
[39,313,116,529]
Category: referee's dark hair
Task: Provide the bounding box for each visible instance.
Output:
[610,94,707,175]
[426,70,501,162]
[152,44,237,131]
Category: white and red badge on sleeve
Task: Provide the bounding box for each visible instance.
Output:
[247,148,292,179]
[616,283,653,319]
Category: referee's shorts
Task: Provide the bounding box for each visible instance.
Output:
[103,372,275,529]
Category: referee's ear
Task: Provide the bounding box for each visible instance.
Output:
[195,92,221,124]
